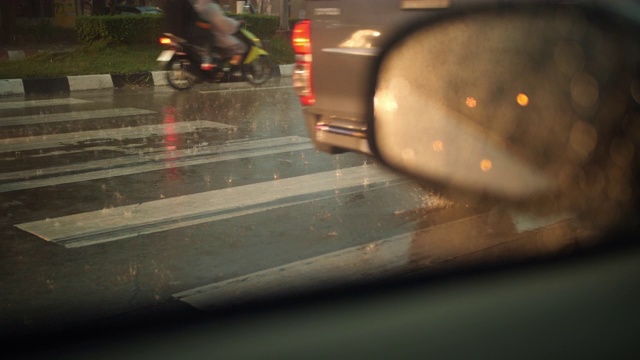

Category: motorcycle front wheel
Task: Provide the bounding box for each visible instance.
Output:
[243,55,273,85]
[166,58,195,90]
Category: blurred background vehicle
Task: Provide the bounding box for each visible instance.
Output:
[106,5,164,15]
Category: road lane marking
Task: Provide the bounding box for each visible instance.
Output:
[0,98,91,110]
[0,108,155,127]
[174,231,415,309]
[0,120,231,153]
[174,213,583,310]
[0,137,313,192]
[199,85,293,94]
[16,165,405,248]
[0,136,305,181]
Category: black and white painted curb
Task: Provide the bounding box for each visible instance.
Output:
[0,49,44,62]
[0,64,294,97]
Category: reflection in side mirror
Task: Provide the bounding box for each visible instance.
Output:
[370,3,640,228]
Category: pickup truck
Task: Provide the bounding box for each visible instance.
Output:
[291,0,453,154]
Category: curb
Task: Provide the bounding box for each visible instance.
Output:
[0,64,295,97]
[0,49,44,62]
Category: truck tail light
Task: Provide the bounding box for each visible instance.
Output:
[292,20,315,106]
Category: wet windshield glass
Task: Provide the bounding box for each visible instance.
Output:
[1,0,638,350]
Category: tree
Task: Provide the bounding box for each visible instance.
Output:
[0,0,18,36]
[278,0,288,31]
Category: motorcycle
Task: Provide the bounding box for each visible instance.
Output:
[157,23,273,90]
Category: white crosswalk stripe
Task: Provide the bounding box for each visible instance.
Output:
[0,136,313,192]
[0,108,155,127]
[174,212,582,309]
[0,98,91,110]
[0,120,233,153]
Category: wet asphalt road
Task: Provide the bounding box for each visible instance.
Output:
[0,78,591,345]
[0,79,453,339]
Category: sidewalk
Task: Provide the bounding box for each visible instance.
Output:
[0,43,294,97]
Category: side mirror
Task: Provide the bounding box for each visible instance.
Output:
[369,2,640,228]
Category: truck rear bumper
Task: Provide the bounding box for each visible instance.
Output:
[303,111,371,155]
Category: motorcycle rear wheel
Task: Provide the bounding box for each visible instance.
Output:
[166,59,195,90]
[243,55,273,85]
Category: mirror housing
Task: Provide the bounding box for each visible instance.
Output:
[368,2,640,226]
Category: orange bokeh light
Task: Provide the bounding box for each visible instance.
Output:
[465,97,477,108]
[517,93,530,107]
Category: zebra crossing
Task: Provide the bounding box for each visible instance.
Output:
[0,94,424,244]
[0,89,581,315]
[0,92,435,299]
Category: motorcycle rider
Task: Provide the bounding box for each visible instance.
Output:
[162,0,247,71]
[190,0,247,70]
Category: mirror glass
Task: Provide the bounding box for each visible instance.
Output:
[373,4,640,230]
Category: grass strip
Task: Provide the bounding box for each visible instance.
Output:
[0,38,294,80]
